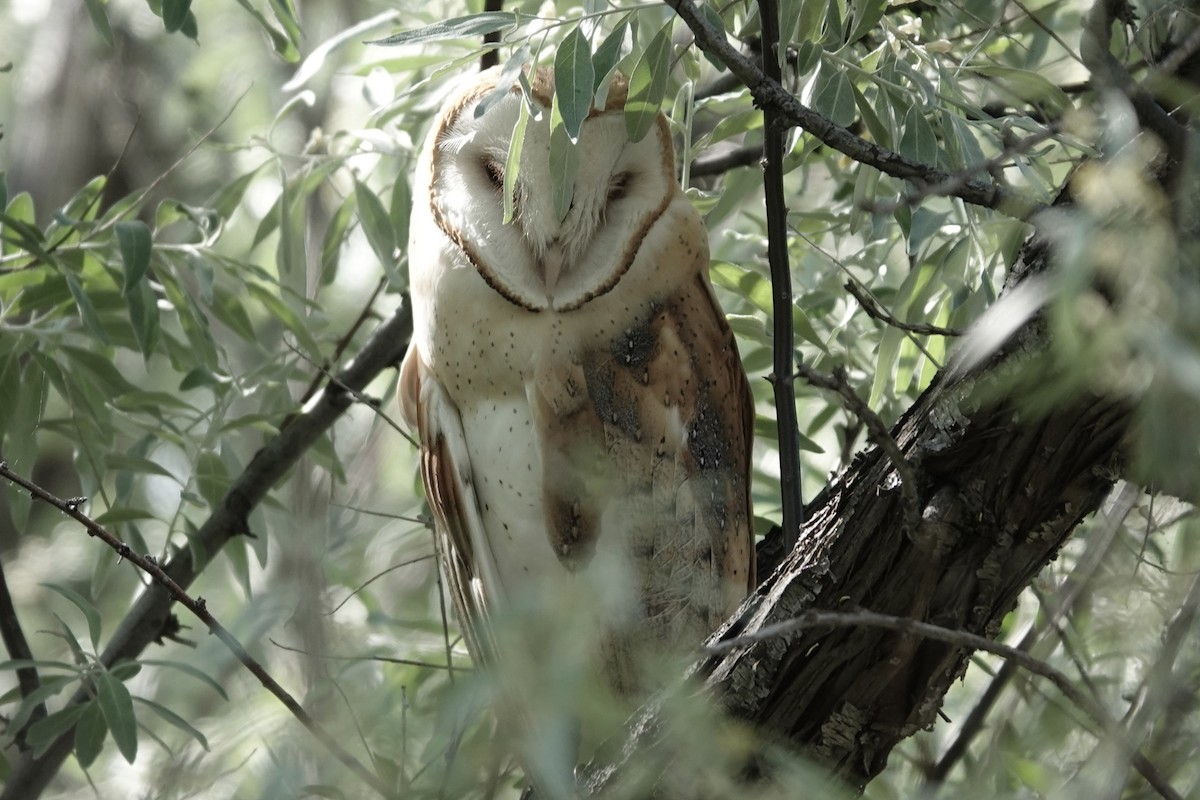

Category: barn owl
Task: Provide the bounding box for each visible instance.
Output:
[399,66,754,700]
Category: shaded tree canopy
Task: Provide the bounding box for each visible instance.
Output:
[0,1,1199,799]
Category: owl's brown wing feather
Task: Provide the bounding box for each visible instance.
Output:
[530,270,755,683]
[400,345,498,663]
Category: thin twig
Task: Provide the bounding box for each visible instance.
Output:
[755,0,805,552]
[843,281,964,337]
[690,144,763,178]
[0,463,394,799]
[297,275,389,408]
[0,557,45,748]
[793,363,920,533]
[665,0,1043,219]
[708,608,1183,800]
[285,338,418,448]
[268,638,460,672]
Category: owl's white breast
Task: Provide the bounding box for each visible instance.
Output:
[408,195,709,595]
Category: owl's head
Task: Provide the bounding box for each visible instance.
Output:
[414,66,684,312]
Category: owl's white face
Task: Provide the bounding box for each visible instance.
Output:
[421,69,677,312]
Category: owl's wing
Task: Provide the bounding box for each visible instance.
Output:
[531,269,755,652]
[400,344,500,662]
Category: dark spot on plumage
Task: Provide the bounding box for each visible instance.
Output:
[687,389,730,473]
[612,320,656,369]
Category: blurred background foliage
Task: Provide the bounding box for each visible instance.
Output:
[0,0,1198,797]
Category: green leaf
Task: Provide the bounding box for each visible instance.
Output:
[625,20,673,143]
[74,700,108,768]
[592,19,632,91]
[846,0,886,44]
[245,282,321,356]
[898,105,939,166]
[369,12,517,47]
[967,65,1072,116]
[697,5,728,70]
[104,453,178,480]
[9,676,77,735]
[388,175,412,260]
[267,0,301,48]
[95,668,138,764]
[811,61,857,128]
[549,97,579,223]
[63,272,109,344]
[133,697,209,750]
[26,705,89,759]
[60,345,138,398]
[82,0,114,46]
[503,99,530,225]
[277,176,306,277]
[354,180,396,268]
[43,584,103,650]
[195,450,230,509]
[233,0,296,61]
[319,197,356,286]
[162,0,192,33]
[126,279,160,359]
[554,26,594,142]
[116,220,152,295]
[209,162,266,220]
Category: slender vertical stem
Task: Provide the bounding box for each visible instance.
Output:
[0,557,45,747]
[755,0,805,551]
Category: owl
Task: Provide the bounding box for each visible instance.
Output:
[399,66,754,698]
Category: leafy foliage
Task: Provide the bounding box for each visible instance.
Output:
[0,0,1198,798]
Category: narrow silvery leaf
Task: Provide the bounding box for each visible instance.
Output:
[555,26,595,142]
[624,21,672,143]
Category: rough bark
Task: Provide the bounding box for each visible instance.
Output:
[580,214,1132,795]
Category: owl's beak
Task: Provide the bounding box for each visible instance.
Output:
[540,240,564,295]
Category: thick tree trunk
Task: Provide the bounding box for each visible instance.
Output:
[581,216,1132,795]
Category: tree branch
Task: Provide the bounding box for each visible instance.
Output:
[0,298,414,800]
[755,0,804,551]
[1080,0,1188,161]
[665,0,1043,219]
[0,464,394,799]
